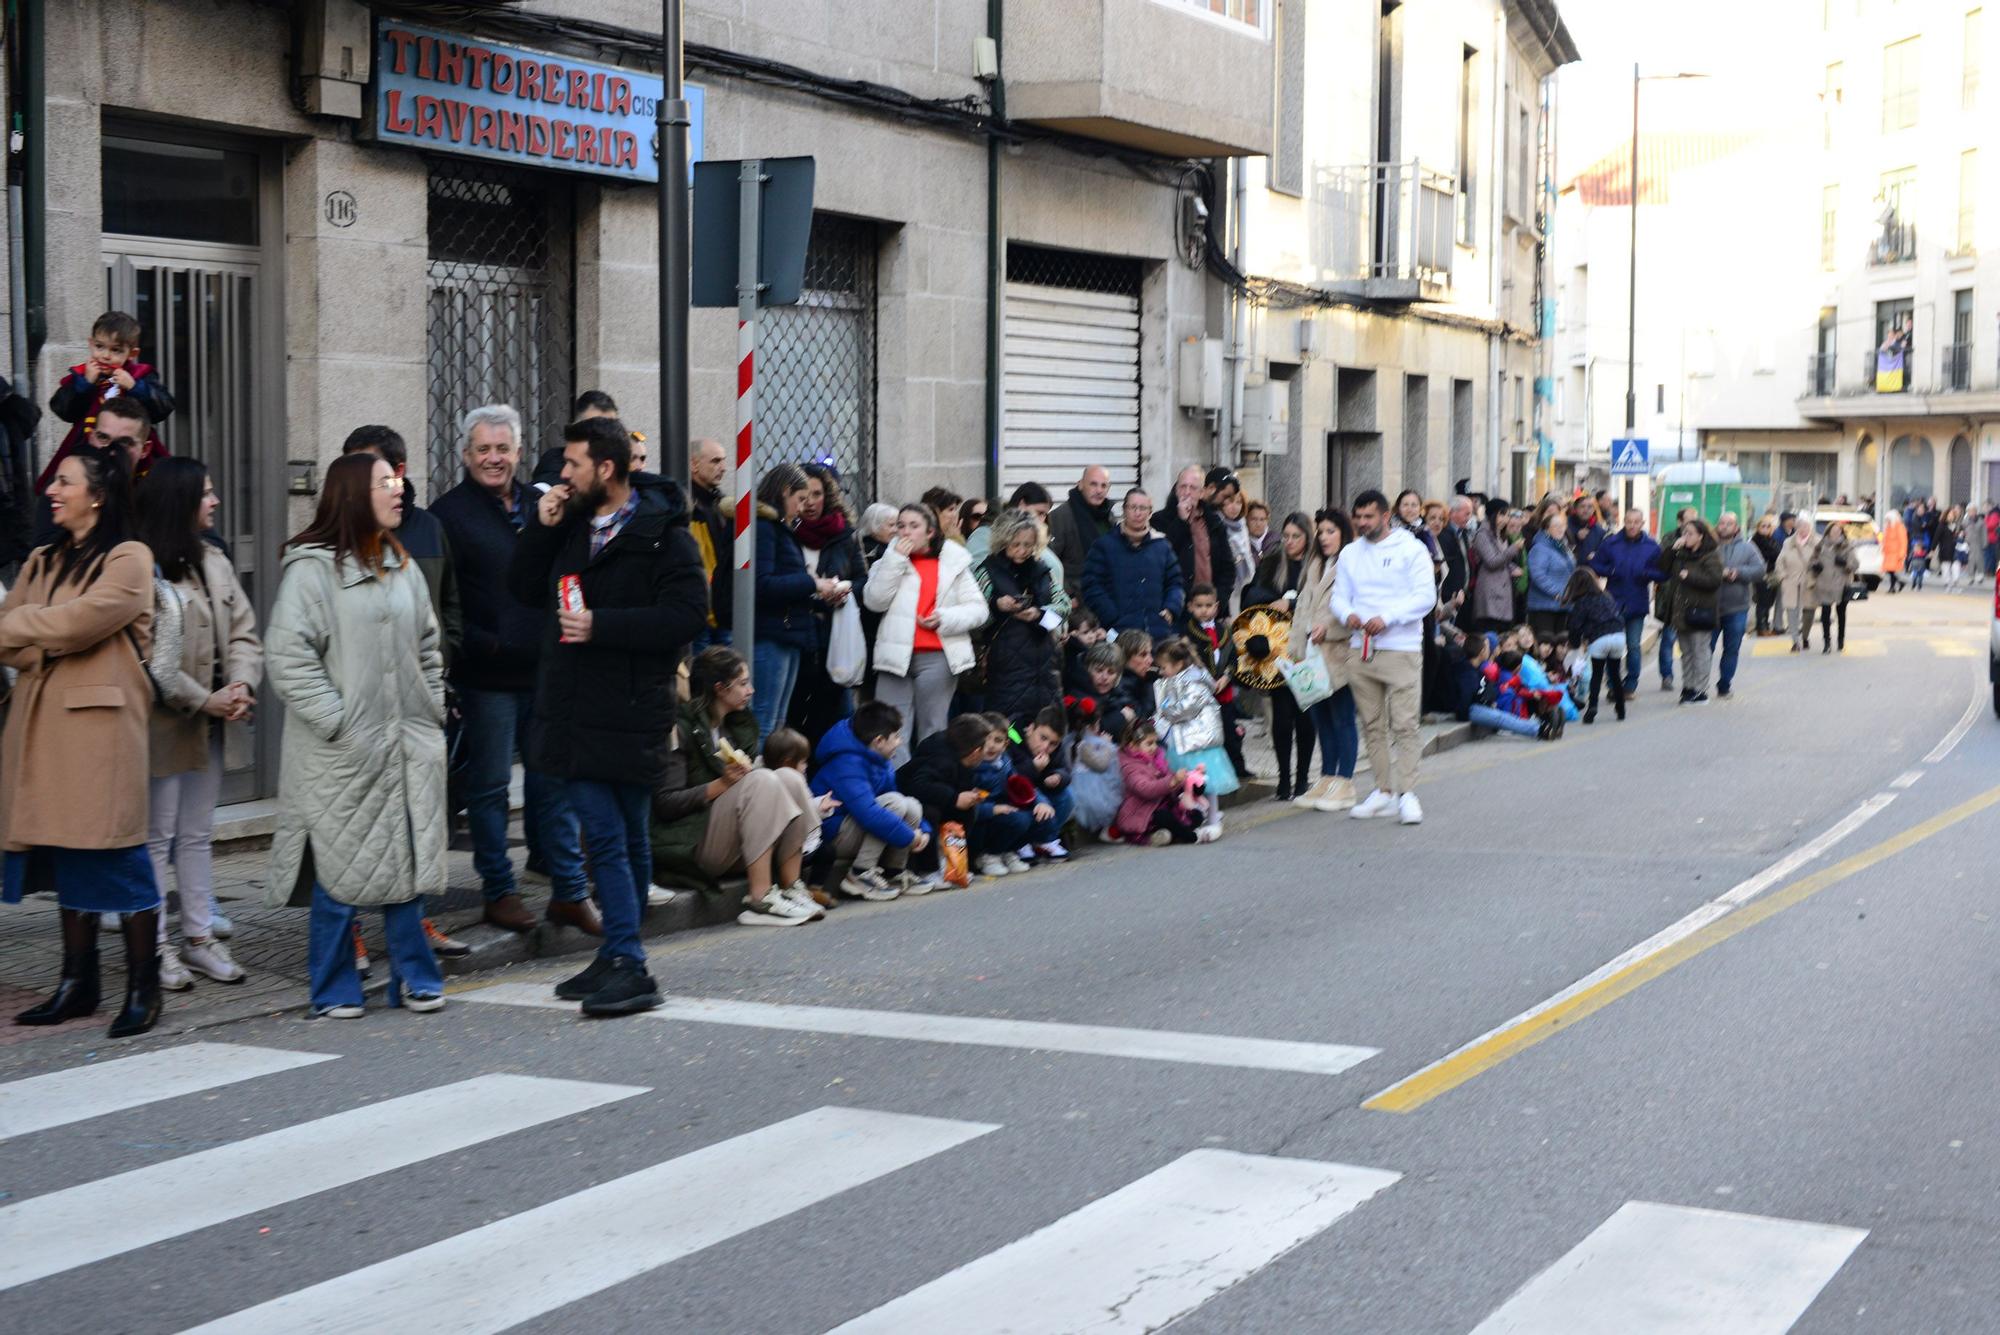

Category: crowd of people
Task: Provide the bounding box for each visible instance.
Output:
[0,309,1944,1033]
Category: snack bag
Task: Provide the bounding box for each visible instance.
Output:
[940,821,971,888]
[558,575,586,643]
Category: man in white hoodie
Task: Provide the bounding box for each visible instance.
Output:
[1329,489,1437,825]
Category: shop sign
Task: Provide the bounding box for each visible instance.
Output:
[367,20,703,184]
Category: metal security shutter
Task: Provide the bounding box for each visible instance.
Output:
[1003,244,1143,499]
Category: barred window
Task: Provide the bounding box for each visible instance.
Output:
[760,214,879,502]
[424,159,575,500]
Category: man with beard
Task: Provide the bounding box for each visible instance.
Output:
[508,416,709,1016]
[1330,490,1436,827]
[686,436,733,649]
[1047,464,1115,602]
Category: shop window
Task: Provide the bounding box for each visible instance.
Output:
[761,214,880,501]
[424,159,575,500]
[102,136,258,246]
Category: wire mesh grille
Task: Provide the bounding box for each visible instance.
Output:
[760,214,879,501]
[1006,243,1143,295]
[424,159,574,500]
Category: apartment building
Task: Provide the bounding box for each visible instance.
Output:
[1235,0,1579,519]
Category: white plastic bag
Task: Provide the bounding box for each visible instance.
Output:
[1279,652,1335,710]
[826,595,867,687]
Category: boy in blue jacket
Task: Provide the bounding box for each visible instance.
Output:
[812,700,929,901]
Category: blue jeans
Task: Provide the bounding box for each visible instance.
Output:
[1622,615,1646,692]
[1709,609,1749,693]
[309,883,441,1011]
[567,778,652,965]
[1658,624,1677,684]
[1030,786,1075,843]
[1309,687,1358,779]
[457,688,587,904]
[1470,704,1540,737]
[976,808,1036,856]
[692,626,733,652]
[752,642,803,744]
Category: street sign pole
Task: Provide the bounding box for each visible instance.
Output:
[730,159,763,670]
[659,0,691,491]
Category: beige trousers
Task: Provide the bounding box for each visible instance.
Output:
[695,766,818,876]
[833,791,924,872]
[1345,648,1423,795]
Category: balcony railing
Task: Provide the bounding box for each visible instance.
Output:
[1309,161,1457,301]
[1870,222,1918,265]
[1942,341,1973,391]
[1805,352,1837,397]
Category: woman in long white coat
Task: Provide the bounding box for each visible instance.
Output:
[863,501,989,763]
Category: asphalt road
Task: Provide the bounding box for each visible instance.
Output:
[4,586,1997,1334]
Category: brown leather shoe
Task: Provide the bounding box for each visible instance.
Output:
[482,893,536,934]
[545,897,604,937]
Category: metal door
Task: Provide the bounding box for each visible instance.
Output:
[104,242,269,804]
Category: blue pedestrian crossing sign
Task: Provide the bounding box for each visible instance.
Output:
[1610,438,1650,475]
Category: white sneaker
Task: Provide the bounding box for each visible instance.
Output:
[311,1004,364,1020]
[976,854,1010,878]
[1034,841,1070,860]
[1293,777,1332,808]
[737,895,813,927]
[645,883,675,907]
[403,992,446,1013]
[158,942,195,992]
[1194,823,1222,844]
[839,868,901,901]
[1397,792,1424,825]
[1002,851,1031,874]
[182,937,246,985]
[897,870,945,895]
[778,884,825,918]
[1349,788,1398,820]
[208,912,235,940]
[1314,778,1358,813]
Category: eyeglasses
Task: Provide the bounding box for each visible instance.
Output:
[374,479,405,494]
[88,431,140,453]
[969,509,989,522]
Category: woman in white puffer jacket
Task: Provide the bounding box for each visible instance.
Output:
[864,501,988,763]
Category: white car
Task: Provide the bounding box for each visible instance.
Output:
[1808,509,1883,593]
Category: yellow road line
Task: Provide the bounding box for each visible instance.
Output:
[1362,781,2000,1114]
[1928,638,1978,658]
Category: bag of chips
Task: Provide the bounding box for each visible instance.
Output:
[940,821,971,888]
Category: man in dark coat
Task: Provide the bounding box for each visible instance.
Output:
[1152,465,1237,611]
[688,436,734,647]
[1081,488,1184,638]
[431,403,597,939]
[1591,506,1667,694]
[1046,465,1115,601]
[1437,496,1473,612]
[509,415,709,1017]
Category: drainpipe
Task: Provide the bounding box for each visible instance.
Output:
[981,0,1004,501]
[1229,156,1248,468]
[20,0,45,368]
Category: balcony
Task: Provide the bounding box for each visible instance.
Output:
[1943,342,1973,391]
[1804,353,1837,398]
[1869,221,1917,266]
[1004,0,1274,158]
[1306,162,1458,302]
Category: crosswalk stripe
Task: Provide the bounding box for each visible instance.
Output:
[0,1043,336,1143]
[1927,637,1978,658]
[1467,1201,1866,1334]
[463,984,1380,1075]
[0,1073,644,1291]
[828,1149,1401,1333]
[185,1107,995,1335]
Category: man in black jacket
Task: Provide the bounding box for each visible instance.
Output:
[508,416,709,1016]
[688,435,734,647]
[1152,464,1237,611]
[1046,465,1115,601]
[432,403,599,939]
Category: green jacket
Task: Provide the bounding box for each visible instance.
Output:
[649,698,759,893]
[1663,539,1723,630]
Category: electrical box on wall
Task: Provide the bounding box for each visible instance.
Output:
[295,0,372,119]
[1241,380,1290,454]
[1178,337,1223,412]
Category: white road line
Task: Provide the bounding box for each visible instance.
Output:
[0,1043,335,1143]
[1469,1201,1866,1334]
[1923,681,1984,763]
[1369,789,1897,1105]
[829,1149,1400,1334]
[187,1107,994,1335]
[1890,769,1926,789]
[463,985,1380,1076]
[0,1074,643,1290]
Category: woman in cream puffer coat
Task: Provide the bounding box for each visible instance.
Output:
[864,502,988,762]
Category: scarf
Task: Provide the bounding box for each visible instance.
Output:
[1069,487,1114,534]
[793,507,850,551]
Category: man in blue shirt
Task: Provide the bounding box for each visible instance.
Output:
[1590,507,1664,694]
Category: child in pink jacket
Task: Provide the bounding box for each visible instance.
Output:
[1113,718,1198,846]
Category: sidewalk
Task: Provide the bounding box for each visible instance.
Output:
[0,718,1471,1040]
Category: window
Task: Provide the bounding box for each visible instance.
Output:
[1958,149,1977,254]
[1967,10,1983,109]
[1824,62,1844,149]
[1822,185,1840,269]
[1151,0,1271,37]
[1883,37,1920,131]
[1458,46,1478,244]
[1270,0,1305,196]
[1874,166,1917,263]
[1736,450,1772,485]
[1514,105,1532,223]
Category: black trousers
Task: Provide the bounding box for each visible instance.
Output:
[1267,687,1316,794]
[1816,600,1848,648]
[1752,582,1777,632]
[1585,655,1627,717]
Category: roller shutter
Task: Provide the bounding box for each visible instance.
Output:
[1002,245,1143,498]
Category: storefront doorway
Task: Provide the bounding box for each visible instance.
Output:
[101,126,283,803]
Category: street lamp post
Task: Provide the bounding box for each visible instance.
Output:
[659,1,692,491]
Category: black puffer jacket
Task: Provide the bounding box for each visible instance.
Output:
[507,477,710,784]
[979,550,1059,724]
[1153,502,1237,608]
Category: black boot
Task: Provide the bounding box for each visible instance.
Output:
[1609,660,1628,720]
[1584,661,1604,724]
[16,909,102,1025]
[108,908,163,1038]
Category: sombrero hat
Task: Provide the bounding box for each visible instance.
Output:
[1229,603,1293,690]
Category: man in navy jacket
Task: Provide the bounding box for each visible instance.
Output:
[1082,488,1185,639]
[1590,507,1664,694]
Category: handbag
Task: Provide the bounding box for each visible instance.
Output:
[1279,652,1335,710]
[123,566,184,706]
[826,595,866,687]
[1681,604,1718,631]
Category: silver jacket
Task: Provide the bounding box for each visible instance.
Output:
[1155,664,1224,753]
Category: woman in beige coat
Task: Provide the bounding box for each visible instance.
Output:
[1773,520,1818,653]
[136,457,263,990]
[0,443,165,1037]
[265,453,447,1019]
[1290,508,1360,812]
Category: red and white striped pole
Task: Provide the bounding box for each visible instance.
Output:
[729,159,763,665]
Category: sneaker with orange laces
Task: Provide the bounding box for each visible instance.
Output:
[423,918,471,958]
[352,926,371,977]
